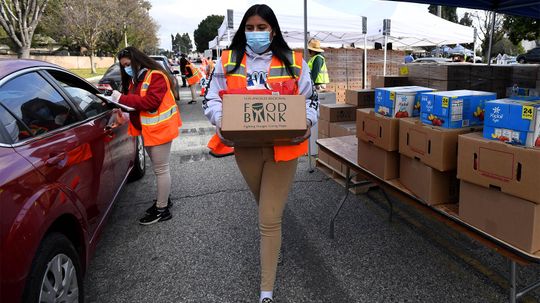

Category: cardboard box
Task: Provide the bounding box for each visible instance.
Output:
[375,86,436,118]
[345,89,374,107]
[318,148,330,164]
[329,121,357,138]
[399,118,481,172]
[429,63,471,81]
[318,149,342,173]
[399,155,459,205]
[357,138,399,180]
[457,132,540,203]
[318,119,330,136]
[318,92,337,105]
[459,181,540,254]
[428,79,470,91]
[483,99,540,147]
[420,90,497,128]
[356,108,400,151]
[318,132,328,139]
[221,94,307,146]
[371,75,409,88]
[319,104,357,122]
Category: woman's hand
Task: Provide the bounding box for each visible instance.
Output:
[216,118,234,147]
[290,121,312,144]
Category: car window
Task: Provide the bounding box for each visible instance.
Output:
[0,103,29,144]
[0,72,78,139]
[46,70,109,118]
[104,64,120,77]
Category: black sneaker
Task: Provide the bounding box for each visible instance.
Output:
[187,100,197,104]
[139,207,172,225]
[146,197,173,214]
[261,298,273,303]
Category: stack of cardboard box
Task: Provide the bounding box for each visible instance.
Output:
[318,89,374,178]
[457,133,540,254]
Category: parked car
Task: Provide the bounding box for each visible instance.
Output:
[0,59,145,303]
[96,63,121,93]
[516,47,540,64]
[412,57,452,63]
[97,59,180,100]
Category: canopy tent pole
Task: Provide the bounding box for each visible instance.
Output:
[383,19,390,76]
[487,11,496,66]
[363,16,367,89]
[473,27,477,64]
[304,0,314,173]
[383,34,388,76]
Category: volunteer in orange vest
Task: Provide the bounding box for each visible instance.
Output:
[202,5,318,303]
[186,59,202,104]
[111,46,182,225]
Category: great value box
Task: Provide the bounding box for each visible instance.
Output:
[399,118,482,172]
[483,99,540,147]
[319,104,357,122]
[221,94,307,146]
[420,90,497,128]
[457,132,540,204]
[375,86,435,118]
[356,108,400,151]
[459,181,540,254]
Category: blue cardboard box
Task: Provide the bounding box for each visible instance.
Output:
[420,90,497,128]
[375,86,435,118]
[483,98,540,146]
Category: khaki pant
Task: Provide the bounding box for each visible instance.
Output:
[234,147,298,291]
[145,141,172,208]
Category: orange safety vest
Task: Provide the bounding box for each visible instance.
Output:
[187,63,202,86]
[209,49,308,162]
[128,70,182,146]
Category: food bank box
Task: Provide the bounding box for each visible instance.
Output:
[483,99,540,147]
[375,86,435,118]
[420,90,497,128]
[457,132,540,204]
[221,94,307,146]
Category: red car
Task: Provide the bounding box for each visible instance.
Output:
[0,59,145,302]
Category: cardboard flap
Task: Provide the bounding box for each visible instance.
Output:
[409,129,427,156]
[478,148,515,181]
[364,117,380,140]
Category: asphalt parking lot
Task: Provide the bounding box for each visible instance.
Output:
[83,86,540,303]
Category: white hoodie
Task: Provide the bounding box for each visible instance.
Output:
[202,47,319,127]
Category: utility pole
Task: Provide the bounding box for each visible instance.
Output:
[437,5,442,17]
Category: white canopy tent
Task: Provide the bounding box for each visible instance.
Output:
[209,0,474,49]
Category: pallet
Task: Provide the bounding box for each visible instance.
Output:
[316,159,377,195]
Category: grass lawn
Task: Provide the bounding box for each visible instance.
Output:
[69,68,108,79]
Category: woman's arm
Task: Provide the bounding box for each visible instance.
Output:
[202,58,228,126]
[298,59,319,126]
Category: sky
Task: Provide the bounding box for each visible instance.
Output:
[149,0,475,51]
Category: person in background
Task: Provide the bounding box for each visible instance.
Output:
[185,59,202,104]
[179,53,189,87]
[110,46,182,225]
[404,52,415,63]
[203,4,318,303]
[307,38,330,92]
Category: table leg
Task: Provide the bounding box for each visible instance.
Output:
[329,166,352,239]
[510,260,517,303]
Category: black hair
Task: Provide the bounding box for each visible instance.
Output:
[228,4,296,78]
[117,46,178,99]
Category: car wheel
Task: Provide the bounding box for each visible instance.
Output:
[23,233,83,303]
[128,135,146,182]
[519,58,526,64]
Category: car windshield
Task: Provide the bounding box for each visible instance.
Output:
[104,64,120,76]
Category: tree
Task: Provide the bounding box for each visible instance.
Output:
[503,16,539,45]
[473,11,505,61]
[459,12,474,27]
[193,15,224,53]
[180,33,192,54]
[0,0,49,58]
[428,5,458,23]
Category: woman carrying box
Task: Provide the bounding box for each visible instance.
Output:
[202,4,318,302]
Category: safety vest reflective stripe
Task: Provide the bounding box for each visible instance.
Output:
[140,105,178,125]
[268,51,301,79]
[223,51,247,76]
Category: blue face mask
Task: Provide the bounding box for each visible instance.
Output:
[124,66,134,77]
[245,31,272,54]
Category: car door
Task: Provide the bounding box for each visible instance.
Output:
[0,70,107,238]
[44,69,134,216]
